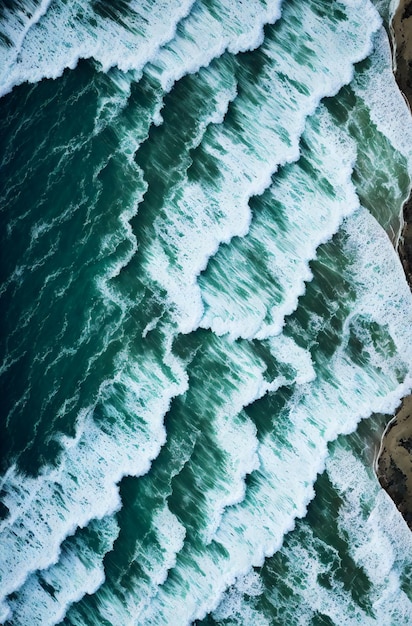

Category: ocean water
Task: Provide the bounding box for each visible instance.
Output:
[1,0,412,624]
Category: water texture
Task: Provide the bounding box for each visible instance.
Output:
[1,0,412,624]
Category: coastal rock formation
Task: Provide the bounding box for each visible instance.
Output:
[377,0,412,529]
[377,397,412,529]
[393,0,412,283]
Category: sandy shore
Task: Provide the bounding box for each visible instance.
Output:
[376,0,412,530]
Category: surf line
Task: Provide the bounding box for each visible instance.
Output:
[375,0,412,530]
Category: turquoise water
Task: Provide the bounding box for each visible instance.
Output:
[1,0,412,624]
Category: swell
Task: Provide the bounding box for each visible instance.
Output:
[1,1,412,625]
[56,72,412,626]
[205,420,412,625]
[141,0,382,336]
[0,62,146,473]
[0,0,283,99]
[0,0,197,97]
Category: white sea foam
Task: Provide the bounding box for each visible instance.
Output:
[92,505,186,626]
[212,570,271,626]
[145,0,283,92]
[0,343,187,607]
[131,199,412,625]
[5,516,119,626]
[1,1,411,624]
[0,0,53,66]
[267,334,316,387]
[0,0,285,101]
[184,340,266,544]
[281,441,412,626]
[342,206,412,364]
[0,0,196,97]
[220,442,412,626]
[77,329,325,625]
[353,26,412,169]
[199,105,359,340]
[144,0,381,335]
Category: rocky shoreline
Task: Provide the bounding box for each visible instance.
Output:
[376,0,412,530]
[376,398,412,528]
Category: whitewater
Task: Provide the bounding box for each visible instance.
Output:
[1,0,412,624]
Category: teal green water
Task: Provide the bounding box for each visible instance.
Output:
[1,1,412,624]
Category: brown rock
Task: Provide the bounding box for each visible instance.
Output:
[376,1,412,529]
